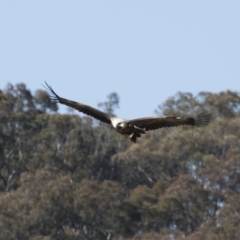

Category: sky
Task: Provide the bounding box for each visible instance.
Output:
[1,1,240,119]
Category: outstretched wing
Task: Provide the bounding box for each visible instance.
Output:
[127,113,211,131]
[44,82,111,124]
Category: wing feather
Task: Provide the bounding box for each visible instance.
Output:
[43,82,111,124]
[128,113,211,131]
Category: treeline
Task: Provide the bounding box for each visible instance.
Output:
[0,83,240,240]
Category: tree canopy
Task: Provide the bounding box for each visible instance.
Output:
[0,83,240,239]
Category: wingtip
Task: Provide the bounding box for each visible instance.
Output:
[42,82,60,103]
[42,81,51,92]
[194,112,212,126]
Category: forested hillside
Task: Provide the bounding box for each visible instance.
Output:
[0,83,240,240]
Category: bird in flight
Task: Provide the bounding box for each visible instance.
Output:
[44,82,211,143]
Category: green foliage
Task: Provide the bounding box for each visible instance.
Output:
[156,90,240,117]
[98,92,120,117]
[0,83,240,239]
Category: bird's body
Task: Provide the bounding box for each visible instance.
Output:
[109,117,146,142]
[44,82,211,142]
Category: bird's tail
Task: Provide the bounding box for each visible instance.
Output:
[130,127,146,143]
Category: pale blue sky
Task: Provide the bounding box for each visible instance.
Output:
[1,1,239,119]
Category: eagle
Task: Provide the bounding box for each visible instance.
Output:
[44,82,211,143]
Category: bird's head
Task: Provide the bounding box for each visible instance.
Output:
[110,117,126,129]
[117,122,126,129]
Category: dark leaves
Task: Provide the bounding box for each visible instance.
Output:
[0,83,240,239]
